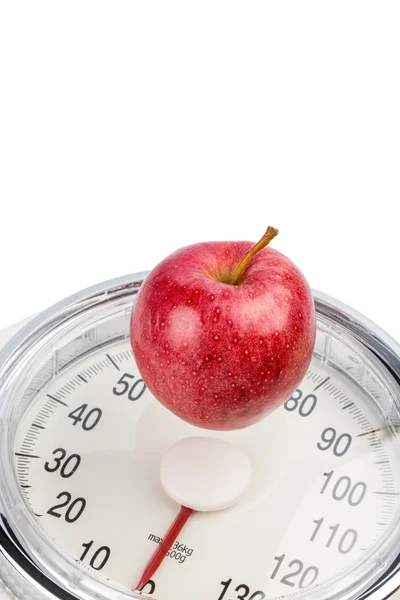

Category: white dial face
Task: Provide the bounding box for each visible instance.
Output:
[14,342,400,600]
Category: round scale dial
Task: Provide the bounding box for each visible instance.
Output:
[0,274,399,600]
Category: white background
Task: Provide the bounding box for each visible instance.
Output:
[0,2,399,341]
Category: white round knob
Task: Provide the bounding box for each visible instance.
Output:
[160,436,252,512]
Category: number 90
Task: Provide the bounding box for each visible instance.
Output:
[317,428,352,457]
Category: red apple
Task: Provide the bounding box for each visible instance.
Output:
[130,228,316,431]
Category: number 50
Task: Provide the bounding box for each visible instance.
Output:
[112,373,146,401]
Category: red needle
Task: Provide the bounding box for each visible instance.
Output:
[134,505,194,592]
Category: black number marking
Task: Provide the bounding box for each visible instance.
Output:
[113,373,133,395]
[218,579,232,600]
[271,555,319,589]
[235,584,250,600]
[141,580,156,594]
[217,580,265,600]
[68,404,102,431]
[113,373,146,401]
[47,492,86,523]
[47,492,70,517]
[44,448,66,473]
[320,471,367,506]
[128,379,146,401]
[44,449,81,478]
[284,389,317,417]
[317,428,352,456]
[80,541,111,570]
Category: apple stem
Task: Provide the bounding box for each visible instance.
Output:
[229,226,279,285]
